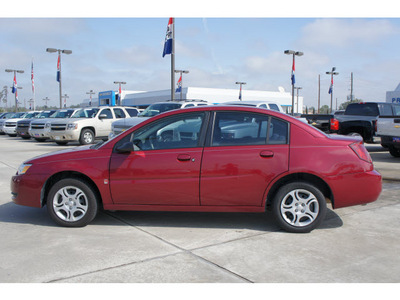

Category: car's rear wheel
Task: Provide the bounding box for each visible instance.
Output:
[272,182,327,233]
[47,178,98,227]
[79,129,95,145]
[389,146,400,157]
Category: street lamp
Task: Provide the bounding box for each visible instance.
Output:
[62,94,69,108]
[294,87,302,114]
[284,50,303,115]
[46,48,72,109]
[174,70,189,101]
[235,82,246,101]
[114,81,126,106]
[326,67,339,113]
[86,90,95,107]
[43,97,50,108]
[5,69,24,112]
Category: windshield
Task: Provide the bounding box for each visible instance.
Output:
[139,103,181,117]
[71,108,99,118]
[11,112,26,118]
[35,111,56,118]
[24,112,40,119]
[52,109,76,118]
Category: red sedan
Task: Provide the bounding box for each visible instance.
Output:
[11,106,382,233]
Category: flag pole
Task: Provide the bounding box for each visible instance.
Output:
[171,18,175,101]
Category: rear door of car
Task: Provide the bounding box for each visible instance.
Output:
[200,111,290,207]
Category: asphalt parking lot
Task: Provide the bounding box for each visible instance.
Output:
[0,135,399,283]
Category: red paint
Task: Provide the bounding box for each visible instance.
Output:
[11,106,382,217]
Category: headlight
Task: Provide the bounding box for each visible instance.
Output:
[67,123,78,130]
[17,163,32,175]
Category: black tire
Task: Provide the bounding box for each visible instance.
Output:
[8,134,17,137]
[389,146,400,158]
[272,182,327,233]
[46,178,98,227]
[79,128,95,145]
[55,141,68,146]
[21,136,31,140]
[34,138,47,142]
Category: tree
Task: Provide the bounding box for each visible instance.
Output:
[320,105,330,114]
[339,99,362,110]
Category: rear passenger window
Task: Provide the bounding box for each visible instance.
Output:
[114,108,127,118]
[268,104,280,111]
[211,112,289,146]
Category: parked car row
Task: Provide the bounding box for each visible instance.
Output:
[0,106,140,145]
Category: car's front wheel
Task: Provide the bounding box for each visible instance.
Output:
[79,129,95,145]
[47,178,98,227]
[272,182,327,233]
[389,146,400,158]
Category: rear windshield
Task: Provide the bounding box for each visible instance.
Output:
[345,103,379,116]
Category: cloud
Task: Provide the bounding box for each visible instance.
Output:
[300,19,399,48]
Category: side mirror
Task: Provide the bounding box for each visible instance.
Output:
[115,142,134,153]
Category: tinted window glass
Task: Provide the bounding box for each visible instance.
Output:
[113,108,126,118]
[378,104,393,116]
[100,109,113,119]
[126,108,138,117]
[117,112,205,151]
[345,103,379,116]
[268,104,280,111]
[393,105,400,116]
[268,117,289,144]
[212,112,270,146]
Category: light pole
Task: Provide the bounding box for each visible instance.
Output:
[235,82,246,101]
[114,81,126,106]
[86,90,95,107]
[294,87,302,114]
[174,70,189,101]
[326,67,339,113]
[62,94,69,108]
[46,48,72,109]
[5,69,24,112]
[284,50,303,115]
[43,97,50,108]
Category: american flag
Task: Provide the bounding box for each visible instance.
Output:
[291,56,296,86]
[57,53,60,82]
[175,75,182,93]
[162,18,173,57]
[31,61,35,94]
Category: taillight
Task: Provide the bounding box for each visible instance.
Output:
[349,142,372,163]
[330,118,339,131]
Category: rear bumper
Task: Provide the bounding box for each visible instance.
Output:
[326,169,382,209]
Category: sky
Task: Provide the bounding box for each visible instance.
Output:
[1,1,400,110]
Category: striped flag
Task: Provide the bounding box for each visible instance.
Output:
[162,18,173,57]
[31,60,35,93]
[175,75,182,93]
[328,76,333,94]
[291,55,295,85]
[57,53,60,82]
[12,73,17,94]
[239,85,242,100]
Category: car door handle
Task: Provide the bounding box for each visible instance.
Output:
[260,150,274,158]
[177,154,192,162]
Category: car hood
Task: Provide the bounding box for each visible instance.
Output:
[31,118,55,124]
[25,145,94,164]
[51,118,86,124]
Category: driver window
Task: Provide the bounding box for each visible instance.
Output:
[116,112,205,151]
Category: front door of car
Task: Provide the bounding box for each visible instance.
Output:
[109,112,207,206]
[200,111,290,207]
[97,108,114,137]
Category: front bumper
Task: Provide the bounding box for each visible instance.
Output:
[49,130,80,142]
[30,128,51,139]
[3,127,17,135]
[11,174,48,208]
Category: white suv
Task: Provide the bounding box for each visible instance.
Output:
[110,100,210,138]
[49,106,140,145]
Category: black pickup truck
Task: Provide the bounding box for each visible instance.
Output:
[331,102,400,143]
[301,114,335,133]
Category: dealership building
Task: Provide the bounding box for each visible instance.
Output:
[386,83,400,104]
[82,86,303,114]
